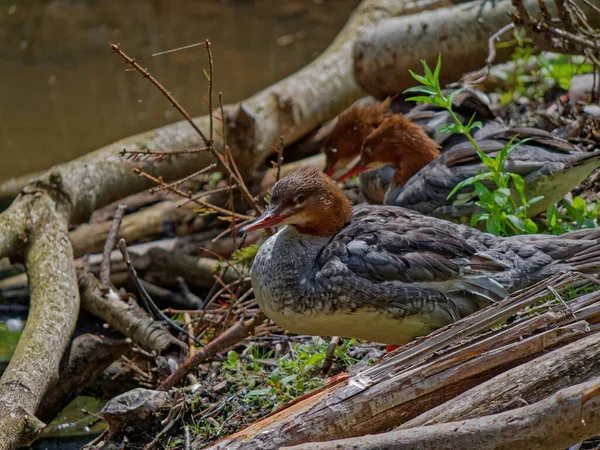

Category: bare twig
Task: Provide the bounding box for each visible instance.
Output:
[150,164,217,194]
[131,168,252,220]
[276,135,285,183]
[100,204,127,290]
[322,336,341,375]
[158,312,267,391]
[206,39,214,146]
[110,43,210,146]
[117,238,201,345]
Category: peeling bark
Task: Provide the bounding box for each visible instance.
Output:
[283,375,600,450]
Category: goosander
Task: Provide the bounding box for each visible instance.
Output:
[240,165,600,345]
[338,114,600,221]
[324,90,495,204]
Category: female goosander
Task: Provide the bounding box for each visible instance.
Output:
[338,114,600,221]
[324,90,496,204]
[240,165,600,345]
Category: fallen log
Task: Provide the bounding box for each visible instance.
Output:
[35,333,131,424]
[354,0,600,99]
[282,375,600,450]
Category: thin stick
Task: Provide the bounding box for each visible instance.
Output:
[110,43,210,146]
[322,336,341,375]
[100,204,127,290]
[119,147,211,159]
[117,238,201,345]
[150,163,217,193]
[205,39,214,145]
[276,135,285,182]
[158,312,267,391]
[132,167,252,220]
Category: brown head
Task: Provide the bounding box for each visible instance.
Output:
[324,99,392,178]
[337,115,441,186]
[239,165,353,238]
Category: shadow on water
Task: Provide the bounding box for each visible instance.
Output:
[0,1,359,448]
[0,0,359,181]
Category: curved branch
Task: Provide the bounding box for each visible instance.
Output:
[0,189,79,450]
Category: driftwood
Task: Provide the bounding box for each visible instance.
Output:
[354,0,600,98]
[78,271,186,358]
[35,334,131,424]
[282,376,600,450]
[201,273,600,450]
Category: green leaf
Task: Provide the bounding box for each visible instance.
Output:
[475,149,498,173]
[246,388,273,398]
[471,212,489,227]
[403,86,437,95]
[422,59,434,82]
[572,196,587,212]
[523,218,538,233]
[525,195,544,207]
[433,53,442,86]
[227,350,238,366]
[436,123,463,135]
[493,188,511,207]
[486,212,504,235]
[405,96,440,105]
[474,181,494,203]
[447,173,492,199]
[408,70,429,86]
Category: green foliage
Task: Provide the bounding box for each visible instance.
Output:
[542,196,600,235]
[405,55,540,236]
[231,244,260,270]
[219,338,357,410]
[494,31,595,105]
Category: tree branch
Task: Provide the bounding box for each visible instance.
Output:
[283,375,600,450]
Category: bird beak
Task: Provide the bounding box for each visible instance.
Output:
[239,205,285,235]
[324,165,336,177]
[336,156,368,182]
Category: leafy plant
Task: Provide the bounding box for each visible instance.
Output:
[493,30,595,105]
[543,196,600,235]
[231,245,260,270]
[404,55,541,236]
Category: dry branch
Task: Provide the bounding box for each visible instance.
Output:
[35,334,131,424]
[354,0,600,98]
[158,312,267,391]
[78,271,186,358]
[283,374,600,450]
[0,187,79,450]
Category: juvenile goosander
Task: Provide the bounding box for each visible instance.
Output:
[324,90,495,204]
[338,114,600,221]
[240,165,600,344]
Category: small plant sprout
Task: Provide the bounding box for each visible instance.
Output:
[404,54,543,236]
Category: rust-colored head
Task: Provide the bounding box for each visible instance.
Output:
[240,165,353,237]
[324,99,393,178]
[338,115,441,186]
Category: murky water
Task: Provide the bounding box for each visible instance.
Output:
[0,0,359,181]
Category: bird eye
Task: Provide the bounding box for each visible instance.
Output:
[294,194,305,204]
[330,148,338,154]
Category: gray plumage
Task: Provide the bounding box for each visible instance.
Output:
[251,204,600,344]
